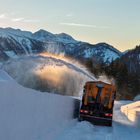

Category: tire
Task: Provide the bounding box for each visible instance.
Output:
[108,121,112,126]
[78,116,83,122]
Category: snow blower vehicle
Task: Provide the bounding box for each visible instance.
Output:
[79,81,116,126]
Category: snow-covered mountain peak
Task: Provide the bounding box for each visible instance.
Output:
[32,29,56,41]
[96,42,111,47]
[0,27,32,37]
[96,42,121,54]
[33,29,53,35]
[56,33,77,43]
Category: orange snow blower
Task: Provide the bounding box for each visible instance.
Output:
[79,81,116,126]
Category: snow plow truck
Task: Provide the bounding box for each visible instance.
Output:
[79,81,116,126]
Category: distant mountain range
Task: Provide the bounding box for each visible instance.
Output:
[0,27,121,64]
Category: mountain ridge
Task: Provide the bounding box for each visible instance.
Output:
[0,27,121,64]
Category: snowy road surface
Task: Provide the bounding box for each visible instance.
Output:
[56,101,140,140]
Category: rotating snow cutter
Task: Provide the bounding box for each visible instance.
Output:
[79,81,116,126]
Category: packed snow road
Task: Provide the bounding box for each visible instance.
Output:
[56,101,140,140]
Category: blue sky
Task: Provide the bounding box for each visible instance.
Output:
[0,0,140,51]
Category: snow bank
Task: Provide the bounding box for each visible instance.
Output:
[0,71,80,140]
[0,70,14,81]
[134,95,140,101]
[121,101,140,127]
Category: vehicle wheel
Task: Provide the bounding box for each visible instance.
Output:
[78,116,83,122]
[108,121,112,126]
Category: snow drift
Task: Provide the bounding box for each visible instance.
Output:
[134,95,140,101]
[2,54,95,96]
[121,101,140,127]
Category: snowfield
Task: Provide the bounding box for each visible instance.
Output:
[0,70,140,140]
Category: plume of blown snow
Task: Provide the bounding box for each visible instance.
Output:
[98,74,115,85]
[2,55,95,96]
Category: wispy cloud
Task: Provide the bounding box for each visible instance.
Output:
[0,12,39,23]
[12,18,24,22]
[60,22,110,29]
[0,14,6,19]
[23,19,40,23]
[11,17,39,23]
[65,14,73,17]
